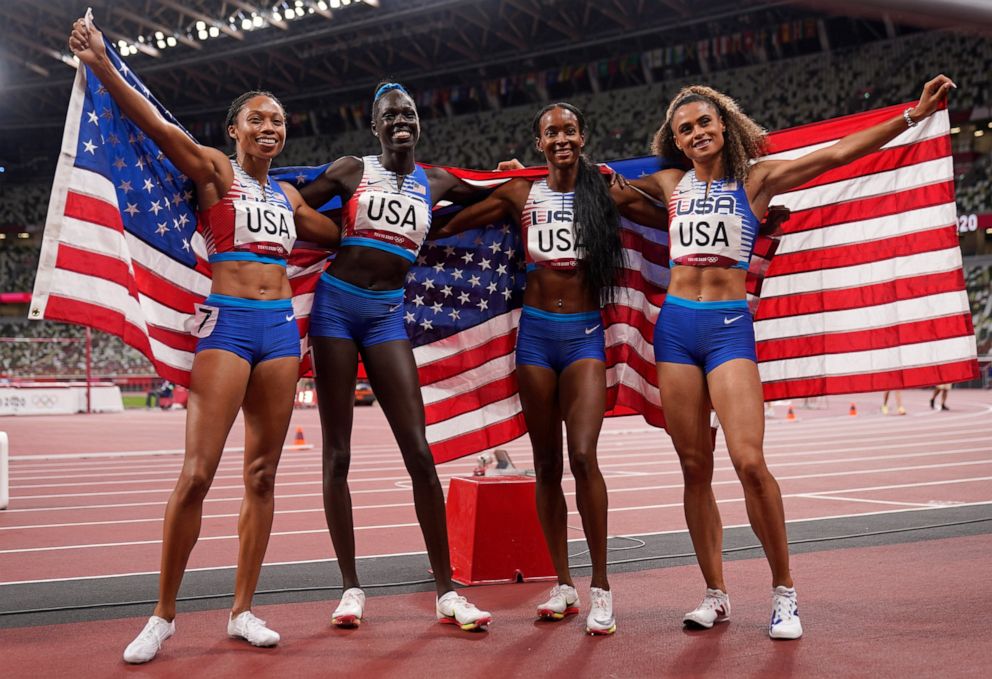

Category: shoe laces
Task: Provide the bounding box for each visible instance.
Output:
[773,594,797,622]
[138,619,170,643]
[699,591,727,611]
[549,584,574,600]
[341,589,363,606]
[590,589,611,611]
[238,611,268,633]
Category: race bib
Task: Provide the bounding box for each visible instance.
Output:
[353,191,430,247]
[186,303,220,338]
[233,199,296,253]
[527,218,582,266]
[668,213,743,267]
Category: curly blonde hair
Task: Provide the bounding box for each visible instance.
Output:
[651,85,767,183]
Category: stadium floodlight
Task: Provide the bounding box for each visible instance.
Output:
[253,15,265,27]
[198,30,209,40]
[209,26,220,37]
[155,31,164,40]
[317,1,328,9]
[166,36,177,47]
[242,18,253,29]
[273,11,282,21]
[330,0,340,8]
[157,40,167,49]
[196,20,206,30]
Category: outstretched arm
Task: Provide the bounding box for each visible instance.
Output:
[752,74,955,203]
[429,179,526,239]
[280,182,341,247]
[610,181,669,227]
[68,16,228,190]
[299,155,363,209]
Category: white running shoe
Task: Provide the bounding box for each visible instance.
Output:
[123,615,175,664]
[769,586,803,640]
[537,584,580,620]
[228,611,280,647]
[683,588,731,629]
[436,591,492,631]
[585,587,616,635]
[332,587,366,627]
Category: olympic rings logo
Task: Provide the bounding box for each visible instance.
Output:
[31,395,59,408]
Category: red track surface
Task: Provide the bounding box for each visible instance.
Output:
[2,535,989,678]
[1,390,990,584]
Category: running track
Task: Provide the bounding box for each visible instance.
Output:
[1,389,991,678]
[2,389,989,583]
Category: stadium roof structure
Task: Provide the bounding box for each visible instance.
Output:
[1,0,824,130]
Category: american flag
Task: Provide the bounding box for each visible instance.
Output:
[32,43,977,462]
[754,102,978,399]
[30,46,327,385]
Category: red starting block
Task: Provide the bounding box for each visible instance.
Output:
[446,476,556,585]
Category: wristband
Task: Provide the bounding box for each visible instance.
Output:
[903,108,918,128]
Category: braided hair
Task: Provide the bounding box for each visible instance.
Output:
[532,103,625,306]
[225,90,284,131]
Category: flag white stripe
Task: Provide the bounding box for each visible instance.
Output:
[760,247,965,298]
[760,110,950,162]
[774,158,953,213]
[774,203,956,255]
[414,308,521,363]
[421,353,516,405]
[426,394,522,442]
[756,291,970,340]
[759,335,977,383]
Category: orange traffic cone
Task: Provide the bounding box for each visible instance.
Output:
[849,403,858,417]
[294,426,306,446]
[786,406,796,421]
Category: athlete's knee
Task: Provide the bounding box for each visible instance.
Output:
[733,455,772,493]
[534,455,563,486]
[174,469,213,505]
[677,449,714,487]
[244,457,278,498]
[403,445,440,485]
[567,448,599,482]
[322,447,352,483]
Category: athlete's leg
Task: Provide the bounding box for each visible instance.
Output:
[312,337,361,590]
[154,350,251,620]
[231,355,298,616]
[517,364,569,585]
[559,359,609,590]
[361,339,454,595]
[706,358,793,588]
[658,361,724,591]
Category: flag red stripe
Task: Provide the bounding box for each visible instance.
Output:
[431,412,528,464]
[755,269,965,320]
[761,358,978,401]
[418,330,517,385]
[765,101,916,154]
[757,316,975,362]
[63,191,124,232]
[788,135,951,193]
[424,373,517,426]
[780,182,953,235]
[767,227,958,277]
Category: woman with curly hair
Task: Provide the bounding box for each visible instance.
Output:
[632,75,954,639]
[433,102,665,635]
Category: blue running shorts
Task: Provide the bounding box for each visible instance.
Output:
[653,295,757,373]
[192,293,300,366]
[309,272,408,348]
[516,305,606,374]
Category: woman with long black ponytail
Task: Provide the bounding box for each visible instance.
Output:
[433,102,665,635]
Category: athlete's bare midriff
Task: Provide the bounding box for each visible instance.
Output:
[210,260,292,299]
[667,265,747,302]
[524,268,598,314]
[326,245,411,291]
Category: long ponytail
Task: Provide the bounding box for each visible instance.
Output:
[574,153,625,306]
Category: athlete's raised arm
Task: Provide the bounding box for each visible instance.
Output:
[68,17,229,194]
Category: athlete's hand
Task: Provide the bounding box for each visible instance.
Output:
[68,12,107,67]
[604,165,629,190]
[496,158,525,171]
[762,204,791,236]
[908,74,956,123]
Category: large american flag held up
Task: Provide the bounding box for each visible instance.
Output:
[32,42,977,462]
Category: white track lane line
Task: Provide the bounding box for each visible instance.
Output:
[3,473,989,553]
[2,500,990,586]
